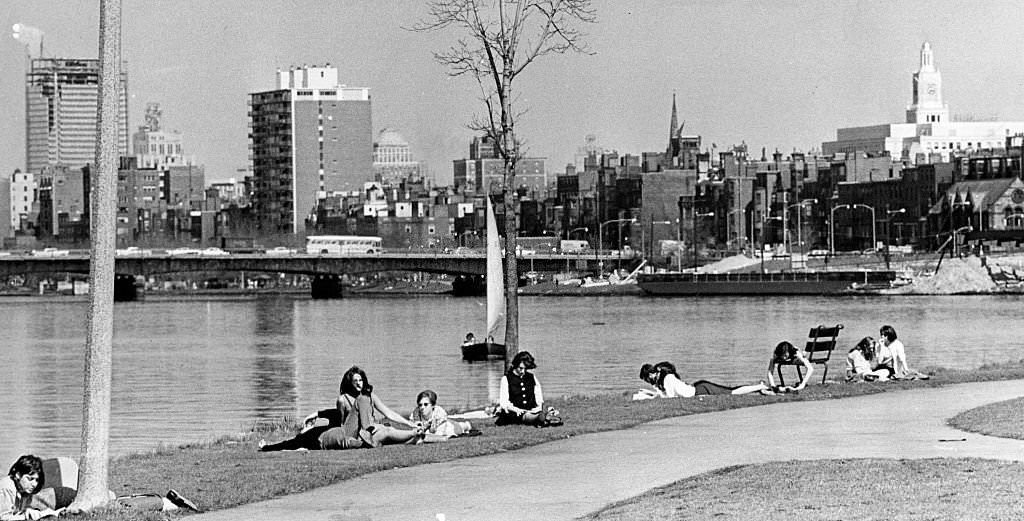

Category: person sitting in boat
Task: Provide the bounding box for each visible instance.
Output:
[260,366,424,451]
[845,337,894,382]
[496,351,549,426]
[879,325,930,380]
[409,390,474,442]
[634,361,769,399]
[462,332,477,346]
[764,341,813,394]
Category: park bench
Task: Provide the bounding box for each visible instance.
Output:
[776,324,844,386]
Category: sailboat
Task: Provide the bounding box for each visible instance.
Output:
[461,196,506,361]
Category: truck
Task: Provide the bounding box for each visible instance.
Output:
[559,240,591,254]
[219,237,263,254]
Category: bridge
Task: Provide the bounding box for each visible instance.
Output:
[0,252,613,300]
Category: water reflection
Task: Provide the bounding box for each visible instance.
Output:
[249,298,298,421]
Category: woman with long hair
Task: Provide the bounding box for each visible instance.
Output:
[260,365,422,451]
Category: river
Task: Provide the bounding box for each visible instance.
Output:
[1,293,1019,466]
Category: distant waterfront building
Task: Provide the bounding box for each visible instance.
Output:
[25,58,129,174]
[823,43,1024,163]
[0,173,10,240]
[248,65,373,234]
[132,102,194,169]
[373,128,422,185]
[9,169,35,232]
[36,164,89,242]
[452,135,547,195]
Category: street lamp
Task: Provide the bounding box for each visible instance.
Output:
[598,218,635,275]
[786,199,817,269]
[692,211,714,271]
[567,226,588,239]
[884,208,905,270]
[648,219,675,266]
[829,203,875,254]
[953,225,973,257]
[727,209,744,252]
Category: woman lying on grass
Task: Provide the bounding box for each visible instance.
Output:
[260,366,423,451]
[634,361,769,399]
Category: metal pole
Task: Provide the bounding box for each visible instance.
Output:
[676,220,681,272]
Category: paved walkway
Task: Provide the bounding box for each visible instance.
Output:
[193,380,1024,521]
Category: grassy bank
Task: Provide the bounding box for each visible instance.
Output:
[77,361,1024,520]
[581,458,1024,521]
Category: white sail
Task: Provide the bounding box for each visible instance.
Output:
[485,196,505,341]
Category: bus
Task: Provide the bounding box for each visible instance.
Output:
[305,235,383,255]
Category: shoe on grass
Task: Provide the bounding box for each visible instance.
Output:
[166,489,201,512]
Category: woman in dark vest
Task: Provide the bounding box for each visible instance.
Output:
[495,351,547,426]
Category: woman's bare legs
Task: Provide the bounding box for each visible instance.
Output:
[731,382,771,395]
[371,425,422,445]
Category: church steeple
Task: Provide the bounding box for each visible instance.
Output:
[669,93,679,140]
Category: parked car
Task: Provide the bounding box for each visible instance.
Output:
[31,247,70,257]
[199,247,230,256]
[264,246,297,256]
[166,247,201,256]
[115,247,153,257]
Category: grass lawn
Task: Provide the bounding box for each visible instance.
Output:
[949,396,1024,440]
[579,458,1024,521]
[69,360,1024,520]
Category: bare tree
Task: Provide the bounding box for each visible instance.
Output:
[68,0,120,512]
[416,0,595,365]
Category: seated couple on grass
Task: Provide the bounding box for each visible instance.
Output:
[846,325,930,382]
[634,342,814,400]
[260,366,473,452]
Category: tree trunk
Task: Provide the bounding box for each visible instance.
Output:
[500,75,519,370]
[70,0,119,511]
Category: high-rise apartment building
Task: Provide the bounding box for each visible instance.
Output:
[26,58,129,174]
[248,65,372,234]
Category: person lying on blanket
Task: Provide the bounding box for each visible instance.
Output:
[633,361,769,400]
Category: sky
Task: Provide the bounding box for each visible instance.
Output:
[3,0,1024,185]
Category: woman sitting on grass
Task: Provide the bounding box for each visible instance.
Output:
[635,361,769,399]
[496,351,552,426]
[765,341,814,394]
[260,366,423,451]
[879,325,930,380]
[845,337,894,382]
[409,390,475,442]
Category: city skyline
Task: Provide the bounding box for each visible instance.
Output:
[3,0,1024,186]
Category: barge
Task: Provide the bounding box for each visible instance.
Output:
[637,270,898,296]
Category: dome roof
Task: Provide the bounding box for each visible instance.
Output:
[376,128,408,147]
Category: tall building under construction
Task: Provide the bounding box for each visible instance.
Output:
[25,58,129,175]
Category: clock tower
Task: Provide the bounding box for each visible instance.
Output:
[906,42,949,124]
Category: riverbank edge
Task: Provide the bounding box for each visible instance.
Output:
[88,361,1024,518]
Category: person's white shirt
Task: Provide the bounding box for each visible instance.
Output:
[662,373,696,398]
